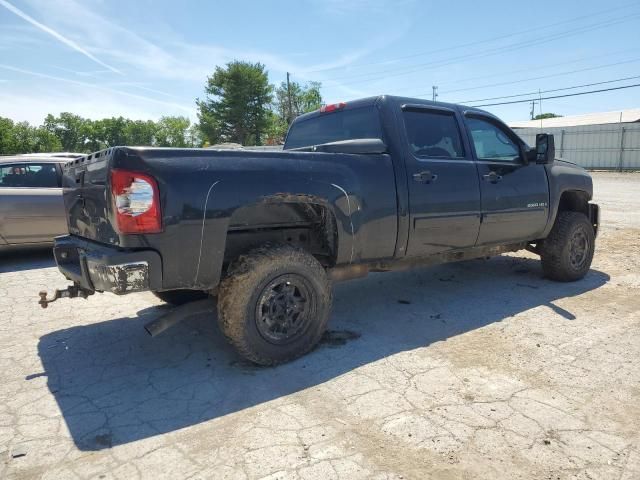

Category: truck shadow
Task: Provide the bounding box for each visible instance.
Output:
[37,255,609,450]
[0,248,55,273]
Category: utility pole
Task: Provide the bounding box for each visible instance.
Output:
[530,100,538,120]
[538,88,543,127]
[286,72,293,125]
[432,86,438,102]
[538,89,543,115]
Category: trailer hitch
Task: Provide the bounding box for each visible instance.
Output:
[38,284,94,308]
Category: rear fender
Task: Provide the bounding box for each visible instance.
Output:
[193,177,357,289]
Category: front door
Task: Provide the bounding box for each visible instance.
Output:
[403,106,481,257]
[464,115,550,245]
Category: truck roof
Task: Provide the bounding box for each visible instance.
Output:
[293,95,498,123]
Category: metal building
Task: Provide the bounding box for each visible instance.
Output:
[511,109,640,170]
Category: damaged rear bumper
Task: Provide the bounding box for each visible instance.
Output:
[53,235,162,294]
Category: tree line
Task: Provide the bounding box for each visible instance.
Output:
[0,114,199,155]
[0,60,322,155]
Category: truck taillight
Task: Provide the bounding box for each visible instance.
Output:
[110,169,162,234]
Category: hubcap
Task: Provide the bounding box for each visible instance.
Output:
[255,274,312,344]
[569,228,589,270]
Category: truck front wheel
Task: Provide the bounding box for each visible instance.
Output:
[217,245,332,366]
[539,211,595,282]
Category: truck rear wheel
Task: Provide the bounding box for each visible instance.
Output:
[217,245,332,366]
[152,289,209,305]
[540,211,595,282]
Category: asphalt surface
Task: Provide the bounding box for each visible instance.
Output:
[1,172,639,479]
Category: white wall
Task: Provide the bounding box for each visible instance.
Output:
[515,123,640,170]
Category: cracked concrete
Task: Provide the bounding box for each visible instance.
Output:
[1,172,639,479]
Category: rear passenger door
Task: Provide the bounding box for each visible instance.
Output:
[0,163,67,244]
[463,114,550,245]
[402,105,482,257]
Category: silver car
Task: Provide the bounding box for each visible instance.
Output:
[0,153,81,249]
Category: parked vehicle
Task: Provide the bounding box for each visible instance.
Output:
[43,96,599,365]
[0,153,81,249]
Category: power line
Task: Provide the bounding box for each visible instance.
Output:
[456,75,640,104]
[468,83,640,107]
[322,13,640,86]
[306,1,640,74]
[427,48,640,89]
[323,12,640,83]
[391,57,640,103]
[394,47,640,98]
[437,58,640,96]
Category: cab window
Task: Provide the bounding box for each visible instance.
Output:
[403,109,465,159]
[0,163,60,188]
[466,117,521,162]
[284,106,382,149]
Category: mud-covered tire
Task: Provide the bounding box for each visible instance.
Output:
[217,245,332,366]
[152,289,209,305]
[540,211,595,282]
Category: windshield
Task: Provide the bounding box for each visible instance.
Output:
[284,106,382,149]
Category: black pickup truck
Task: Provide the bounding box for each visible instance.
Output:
[44,95,599,365]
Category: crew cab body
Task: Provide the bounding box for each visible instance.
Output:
[48,95,599,364]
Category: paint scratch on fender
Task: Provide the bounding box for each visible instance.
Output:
[330,183,355,263]
[195,180,220,283]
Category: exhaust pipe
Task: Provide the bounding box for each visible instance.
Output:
[144,297,216,337]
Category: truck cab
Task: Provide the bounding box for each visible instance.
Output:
[285,96,595,260]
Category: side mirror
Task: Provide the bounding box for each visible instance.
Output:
[535,133,555,164]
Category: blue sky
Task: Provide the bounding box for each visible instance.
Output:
[1,0,639,125]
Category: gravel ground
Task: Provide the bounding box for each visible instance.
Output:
[0,172,639,480]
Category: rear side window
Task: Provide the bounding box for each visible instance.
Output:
[284,106,382,149]
[0,163,60,188]
[403,109,465,159]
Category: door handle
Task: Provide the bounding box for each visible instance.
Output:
[482,171,502,183]
[413,171,438,184]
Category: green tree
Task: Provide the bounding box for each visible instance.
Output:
[43,112,85,151]
[0,118,62,154]
[197,61,273,146]
[125,120,157,146]
[11,122,33,153]
[101,116,129,147]
[12,122,39,154]
[275,80,322,124]
[264,111,288,146]
[0,117,17,154]
[534,113,562,120]
[33,127,62,152]
[80,119,104,152]
[186,124,203,148]
[269,80,322,144]
[155,116,193,147]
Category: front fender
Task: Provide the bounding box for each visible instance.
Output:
[542,160,593,238]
